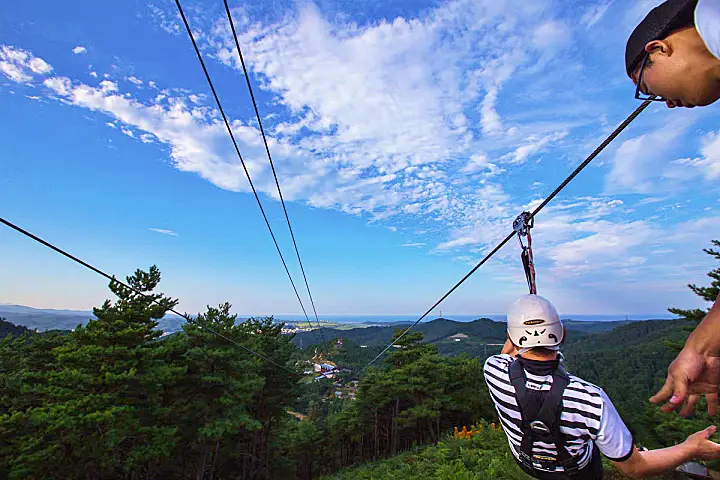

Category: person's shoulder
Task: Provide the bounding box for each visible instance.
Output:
[566,372,604,398]
[696,0,720,60]
[484,353,514,371]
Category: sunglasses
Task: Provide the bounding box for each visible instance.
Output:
[634,53,664,102]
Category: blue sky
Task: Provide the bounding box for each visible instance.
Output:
[1,0,719,318]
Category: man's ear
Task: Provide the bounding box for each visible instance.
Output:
[645,39,673,56]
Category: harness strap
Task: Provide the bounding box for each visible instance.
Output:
[509,359,581,477]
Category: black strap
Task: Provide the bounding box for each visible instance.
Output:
[509,359,581,477]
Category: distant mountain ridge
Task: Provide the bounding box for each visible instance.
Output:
[290,317,648,355]
[0,304,670,336]
[0,304,185,332]
[0,304,93,316]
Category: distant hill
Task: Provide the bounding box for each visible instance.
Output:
[0,305,92,331]
[291,317,648,355]
[563,319,692,425]
[0,317,32,338]
[0,304,670,342]
[0,305,187,333]
[562,319,636,334]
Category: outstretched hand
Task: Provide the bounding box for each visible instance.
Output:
[684,426,720,461]
[650,343,720,417]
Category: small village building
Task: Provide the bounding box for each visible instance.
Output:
[448,333,469,342]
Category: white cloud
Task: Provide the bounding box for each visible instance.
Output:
[99,80,118,93]
[549,220,655,275]
[480,87,503,135]
[460,153,505,176]
[581,1,613,29]
[532,21,570,52]
[126,76,143,86]
[72,46,87,55]
[673,130,720,181]
[149,228,179,237]
[503,131,567,165]
[28,57,52,74]
[0,62,31,83]
[44,77,72,96]
[401,242,426,248]
[605,118,691,194]
[148,3,181,35]
[0,45,53,83]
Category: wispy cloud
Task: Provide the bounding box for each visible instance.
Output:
[605,116,693,194]
[149,228,179,237]
[0,45,52,83]
[401,242,426,248]
[72,46,87,55]
[581,1,613,29]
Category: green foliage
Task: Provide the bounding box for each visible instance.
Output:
[0,267,301,480]
[0,317,31,338]
[318,426,531,480]
[669,239,720,326]
[3,244,720,480]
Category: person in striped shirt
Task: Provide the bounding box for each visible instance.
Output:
[484,294,720,479]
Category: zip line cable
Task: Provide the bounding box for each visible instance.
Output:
[224,0,327,348]
[0,216,300,376]
[173,0,325,348]
[358,99,654,376]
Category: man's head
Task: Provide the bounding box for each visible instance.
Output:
[626,0,720,108]
[506,294,564,355]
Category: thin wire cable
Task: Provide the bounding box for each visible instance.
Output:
[0,216,300,375]
[224,0,327,347]
[173,0,324,348]
[358,99,653,375]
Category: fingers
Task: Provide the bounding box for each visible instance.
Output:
[704,425,717,438]
[708,393,719,417]
[652,374,690,413]
[650,377,675,405]
[680,395,700,418]
[671,376,690,406]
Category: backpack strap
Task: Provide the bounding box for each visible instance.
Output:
[508,359,582,476]
[509,359,538,470]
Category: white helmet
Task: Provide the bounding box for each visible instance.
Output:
[507,294,564,350]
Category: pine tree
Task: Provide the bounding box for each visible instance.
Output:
[233,317,300,479]
[3,266,182,479]
[170,303,264,479]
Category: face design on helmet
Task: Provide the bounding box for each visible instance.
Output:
[517,329,559,346]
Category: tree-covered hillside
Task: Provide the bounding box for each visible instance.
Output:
[1,239,717,479]
[0,317,31,338]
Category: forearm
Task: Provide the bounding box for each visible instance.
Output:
[687,299,720,354]
[621,444,694,478]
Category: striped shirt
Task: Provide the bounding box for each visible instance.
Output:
[484,354,634,474]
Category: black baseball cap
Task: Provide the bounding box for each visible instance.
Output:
[625,0,698,76]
